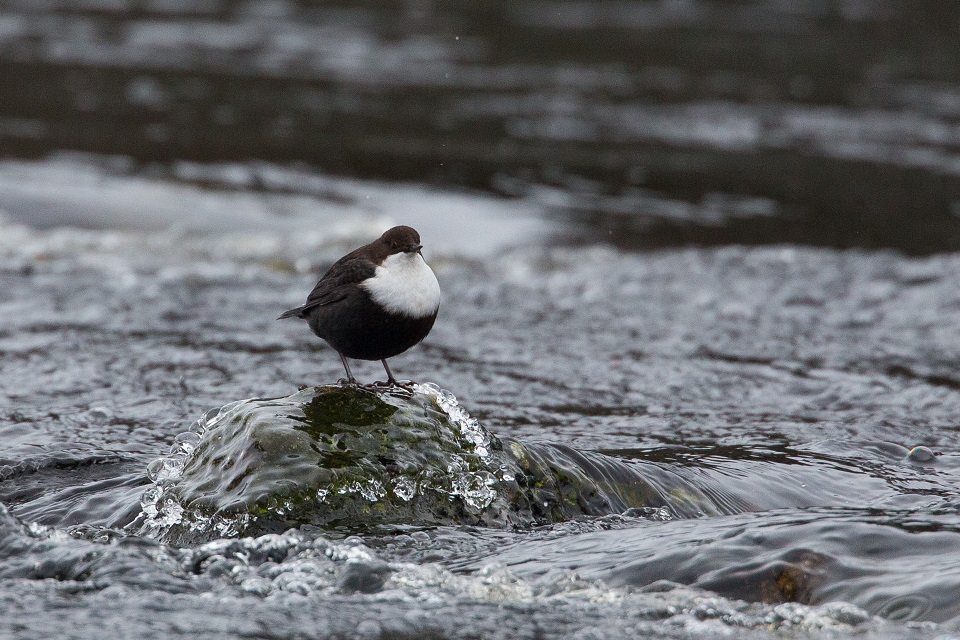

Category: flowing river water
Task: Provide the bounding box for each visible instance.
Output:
[2,157,960,639]
[3,1,960,639]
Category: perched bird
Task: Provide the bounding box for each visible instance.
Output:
[278,225,440,385]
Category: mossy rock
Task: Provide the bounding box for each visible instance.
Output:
[139,384,741,544]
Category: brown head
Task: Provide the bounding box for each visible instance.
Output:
[369,226,423,261]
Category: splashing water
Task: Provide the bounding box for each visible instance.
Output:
[418,382,493,457]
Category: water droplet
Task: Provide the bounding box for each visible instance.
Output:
[907,446,936,463]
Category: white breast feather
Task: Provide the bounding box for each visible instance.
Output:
[362,252,440,318]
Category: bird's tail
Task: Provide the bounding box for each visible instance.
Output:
[277,307,305,320]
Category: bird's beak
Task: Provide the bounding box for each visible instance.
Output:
[406,244,423,254]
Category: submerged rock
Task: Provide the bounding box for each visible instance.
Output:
[137,384,739,544]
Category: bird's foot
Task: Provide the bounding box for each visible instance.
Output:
[373,378,415,389]
[337,377,358,386]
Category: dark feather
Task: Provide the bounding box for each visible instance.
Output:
[288,256,378,319]
[277,307,304,320]
[277,226,419,324]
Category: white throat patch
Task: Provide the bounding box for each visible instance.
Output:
[362,252,440,318]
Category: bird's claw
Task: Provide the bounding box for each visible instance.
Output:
[372,379,415,389]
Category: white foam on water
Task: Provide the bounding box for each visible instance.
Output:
[155,526,879,635]
[0,500,912,638]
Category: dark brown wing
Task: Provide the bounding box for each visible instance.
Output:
[284,256,377,318]
[278,233,388,321]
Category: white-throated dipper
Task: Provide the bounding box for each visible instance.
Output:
[278,225,440,385]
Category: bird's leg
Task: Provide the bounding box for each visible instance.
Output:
[337,352,357,384]
[380,359,399,386]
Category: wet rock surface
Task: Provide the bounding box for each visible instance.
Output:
[140,383,515,542]
[139,383,740,544]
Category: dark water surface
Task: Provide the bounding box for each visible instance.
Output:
[2,0,960,251]
[2,1,960,638]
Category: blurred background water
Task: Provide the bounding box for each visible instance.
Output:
[3,1,960,639]
[2,0,960,251]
